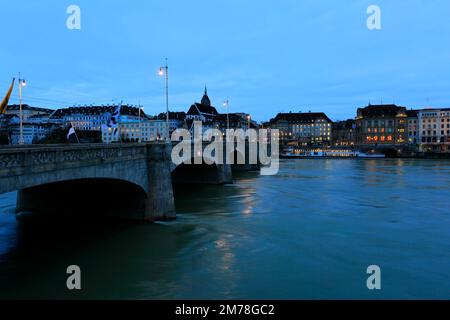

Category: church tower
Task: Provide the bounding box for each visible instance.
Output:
[201,86,211,106]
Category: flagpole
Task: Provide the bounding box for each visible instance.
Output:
[71,122,80,144]
[0,78,15,115]
[118,101,122,143]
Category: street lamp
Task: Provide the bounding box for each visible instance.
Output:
[158,58,169,141]
[138,105,142,143]
[223,98,229,130]
[18,73,26,145]
[247,114,251,130]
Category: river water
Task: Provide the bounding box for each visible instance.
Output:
[0,159,449,299]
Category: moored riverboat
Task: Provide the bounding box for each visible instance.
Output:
[281,147,385,159]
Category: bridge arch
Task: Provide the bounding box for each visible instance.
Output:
[171,155,232,186]
[228,149,260,173]
[16,178,148,220]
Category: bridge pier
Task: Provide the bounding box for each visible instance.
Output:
[216,164,233,184]
[231,163,260,172]
[144,143,176,222]
[171,162,233,185]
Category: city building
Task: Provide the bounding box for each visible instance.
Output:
[0,114,18,144]
[332,119,356,146]
[157,111,186,134]
[215,113,255,131]
[186,88,219,137]
[4,104,53,121]
[260,121,271,129]
[269,112,333,145]
[406,110,419,145]
[418,108,450,152]
[186,88,218,123]
[355,104,408,145]
[3,105,62,145]
[9,122,60,144]
[102,120,168,143]
[50,104,143,132]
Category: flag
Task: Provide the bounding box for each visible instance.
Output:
[0,78,15,114]
[105,101,122,135]
[67,123,79,143]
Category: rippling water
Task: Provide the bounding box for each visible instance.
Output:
[0,159,449,299]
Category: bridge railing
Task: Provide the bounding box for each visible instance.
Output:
[0,143,153,175]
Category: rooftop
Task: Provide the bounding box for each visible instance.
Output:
[157,111,186,121]
[50,105,148,118]
[357,104,407,117]
[6,104,53,114]
[273,112,333,124]
[188,103,218,116]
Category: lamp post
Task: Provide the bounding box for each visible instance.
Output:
[138,105,142,143]
[223,98,230,131]
[247,114,251,130]
[159,58,169,141]
[18,73,26,145]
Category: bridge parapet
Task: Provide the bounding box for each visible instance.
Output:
[0,144,146,171]
[0,144,149,195]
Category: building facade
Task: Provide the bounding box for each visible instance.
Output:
[355,104,408,146]
[50,105,142,132]
[4,105,61,145]
[4,105,53,121]
[9,123,60,144]
[331,119,356,146]
[102,120,168,143]
[0,114,18,144]
[185,88,220,139]
[418,108,450,152]
[406,110,419,145]
[186,88,218,124]
[215,113,255,131]
[269,112,333,145]
[157,111,186,134]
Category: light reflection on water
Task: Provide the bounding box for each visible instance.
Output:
[0,159,449,299]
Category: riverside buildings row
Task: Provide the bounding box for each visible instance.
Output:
[0,103,167,144]
[1,84,449,152]
[355,105,450,152]
[0,88,255,145]
[266,104,450,153]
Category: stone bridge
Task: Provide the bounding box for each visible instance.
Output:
[0,142,258,221]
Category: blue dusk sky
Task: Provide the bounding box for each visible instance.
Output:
[1,0,450,122]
